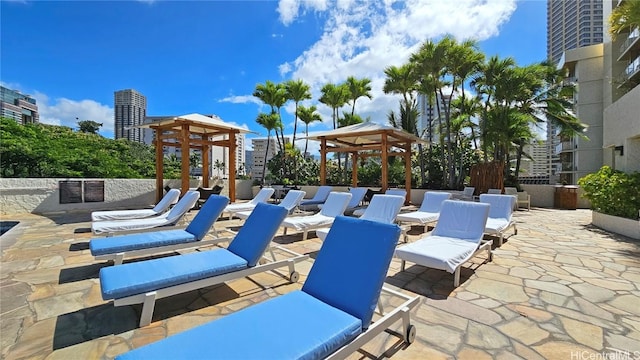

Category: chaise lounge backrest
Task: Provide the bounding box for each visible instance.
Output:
[250,188,276,205]
[319,192,353,217]
[185,195,229,240]
[151,188,181,213]
[227,203,287,267]
[164,191,200,224]
[278,190,306,213]
[480,194,515,220]
[302,216,400,329]
[360,195,404,224]
[432,200,490,241]
[418,192,452,213]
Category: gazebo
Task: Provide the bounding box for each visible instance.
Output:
[305,122,428,204]
[135,113,251,203]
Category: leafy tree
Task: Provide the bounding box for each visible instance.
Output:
[608,0,640,39]
[319,83,349,130]
[253,81,287,153]
[77,120,103,134]
[285,79,311,147]
[345,76,372,117]
[255,112,280,185]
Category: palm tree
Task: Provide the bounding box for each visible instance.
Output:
[285,79,311,147]
[253,81,287,153]
[383,63,427,186]
[297,105,322,156]
[609,0,640,39]
[319,83,349,129]
[255,112,280,185]
[345,76,372,117]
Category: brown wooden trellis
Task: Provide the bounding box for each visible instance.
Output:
[469,161,504,195]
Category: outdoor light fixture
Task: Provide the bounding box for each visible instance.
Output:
[614,145,624,156]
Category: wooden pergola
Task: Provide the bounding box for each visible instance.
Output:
[305,122,428,204]
[136,113,251,203]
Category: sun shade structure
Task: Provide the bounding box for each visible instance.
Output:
[305,122,427,205]
[134,113,252,203]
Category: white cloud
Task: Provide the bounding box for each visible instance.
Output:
[278,0,328,26]
[31,91,113,133]
[277,0,517,127]
[218,95,263,106]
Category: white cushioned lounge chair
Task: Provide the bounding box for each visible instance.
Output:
[316,194,405,241]
[222,187,275,219]
[235,190,306,220]
[479,193,518,246]
[115,216,420,359]
[92,191,199,236]
[395,191,452,232]
[395,200,492,287]
[281,192,351,241]
[91,189,180,222]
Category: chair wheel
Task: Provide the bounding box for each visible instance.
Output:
[406,324,416,344]
[290,271,299,283]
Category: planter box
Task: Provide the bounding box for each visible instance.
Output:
[592,211,640,240]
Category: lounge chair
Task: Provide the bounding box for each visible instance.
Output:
[479,194,518,246]
[458,186,476,201]
[115,216,420,359]
[487,188,502,194]
[352,188,407,216]
[235,190,306,220]
[395,192,452,232]
[92,191,200,236]
[319,187,367,214]
[298,185,333,211]
[281,192,351,241]
[517,191,531,211]
[99,203,307,327]
[90,195,230,265]
[222,187,275,219]
[91,189,180,222]
[316,194,405,241]
[194,185,223,209]
[395,200,492,286]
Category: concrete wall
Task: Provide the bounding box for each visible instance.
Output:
[0,178,257,215]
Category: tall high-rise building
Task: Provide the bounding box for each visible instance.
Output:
[547,0,604,66]
[416,93,450,142]
[251,137,289,181]
[114,89,147,142]
[0,86,39,124]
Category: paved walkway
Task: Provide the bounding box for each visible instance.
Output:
[1,207,639,359]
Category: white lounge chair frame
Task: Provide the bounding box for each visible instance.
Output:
[91,189,181,222]
[480,194,518,246]
[115,246,307,327]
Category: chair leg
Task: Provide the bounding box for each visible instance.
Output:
[453,268,461,287]
[114,253,125,266]
[400,260,406,271]
[302,231,308,241]
[140,291,157,327]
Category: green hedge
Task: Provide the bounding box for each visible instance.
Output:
[578,166,640,220]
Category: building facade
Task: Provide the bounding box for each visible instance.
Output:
[547,0,604,66]
[0,86,39,124]
[601,0,640,174]
[251,137,286,181]
[114,89,147,143]
[416,93,450,142]
[557,44,605,184]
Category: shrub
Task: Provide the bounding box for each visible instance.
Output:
[578,166,640,220]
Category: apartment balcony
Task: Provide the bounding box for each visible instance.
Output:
[617,55,640,89]
[617,27,640,61]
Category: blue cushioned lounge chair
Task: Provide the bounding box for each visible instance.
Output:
[90,195,230,265]
[115,216,420,359]
[99,203,307,327]
[298,185,333,211]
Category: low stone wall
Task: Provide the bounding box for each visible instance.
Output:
[0,178,257,215]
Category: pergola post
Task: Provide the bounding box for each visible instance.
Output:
[351,151,358,188]
[229,131,237,202]
[155,135,164,202]
[202,134,210,188]
[381,132,388,191]
[180,124,190,195]
[320,138,327,185]
[404,142,412,205]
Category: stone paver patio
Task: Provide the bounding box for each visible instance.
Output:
[1,206,639,359]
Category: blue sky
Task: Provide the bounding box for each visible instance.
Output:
[1,0,546,154]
